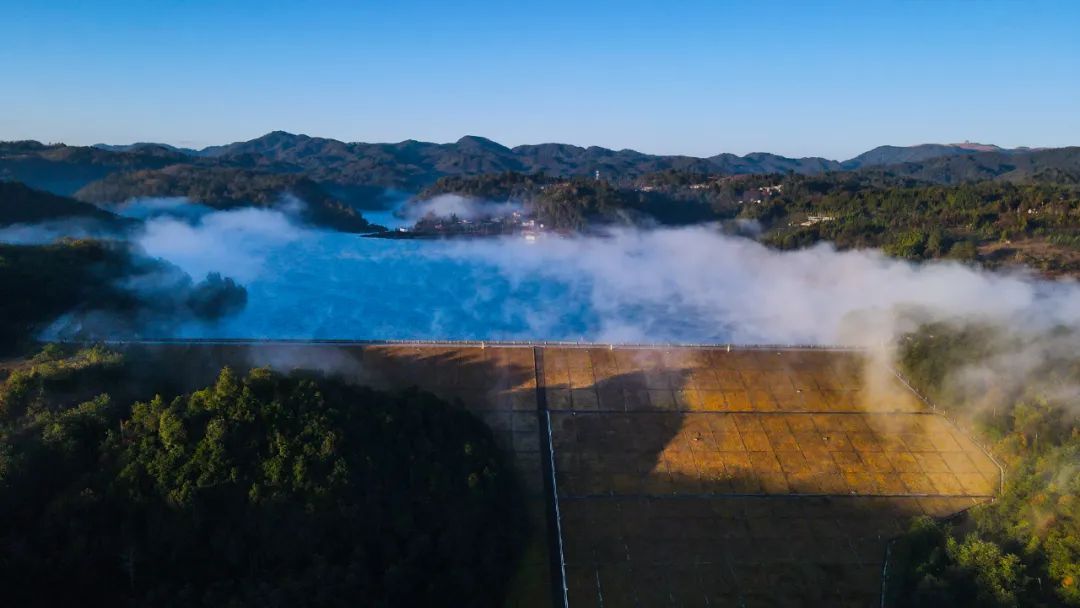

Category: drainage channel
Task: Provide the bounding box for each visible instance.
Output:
[534,346,570,608]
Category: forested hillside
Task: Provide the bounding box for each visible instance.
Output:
[0,239,246,351]
[863,147,1080,185]
[5,134,1080,280]
[0,349,527,607]
[749,175,1080,275]
[888,324,1079,607]
[0,141,187,195]
[419,172,721,229]
[0,180,129,227]
[74,166,382,233]
[416,170,1080,274]
[10,132,1070,198]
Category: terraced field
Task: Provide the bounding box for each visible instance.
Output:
[111,342,1000,607]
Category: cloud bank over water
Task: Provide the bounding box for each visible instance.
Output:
[403,194,524,222]
[3,197,1077,345]
[80,201,1078,346]
[447,228,1080,345]
[135,206,305,282]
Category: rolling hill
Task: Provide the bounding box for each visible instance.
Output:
[859,146,1080,184]
[73,165,382,233]
[0,141,189,196]
[0,181,130,227]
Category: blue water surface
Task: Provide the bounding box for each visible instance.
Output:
[171,231,614,341]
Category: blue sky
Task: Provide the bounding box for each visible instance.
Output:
[1,0,1077,159]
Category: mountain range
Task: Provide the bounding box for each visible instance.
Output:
[1,132,1077,210]
[84,133,1049,187]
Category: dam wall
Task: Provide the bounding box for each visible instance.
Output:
[98,342,999,608]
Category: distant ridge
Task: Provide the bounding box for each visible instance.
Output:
[0,132,1073,199]
[93,142,202,156]
[93,132,1041,170]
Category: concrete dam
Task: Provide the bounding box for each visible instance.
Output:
[104,341,1001,608]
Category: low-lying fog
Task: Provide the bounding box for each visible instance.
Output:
[4,197,1079,345]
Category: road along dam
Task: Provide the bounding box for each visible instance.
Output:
[103,341,1001,608]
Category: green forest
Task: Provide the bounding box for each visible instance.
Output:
[0,239,246,351]
[419,172,721,230]
[752,176,1080,274]
[72,167,383,233]
[888,323,1079,607]
[417,170,1080,274]
[634,170,1080,275]
[0,347,527,607]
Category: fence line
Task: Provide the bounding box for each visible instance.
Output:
[888,367,1006,494]
[877,367,1007,608]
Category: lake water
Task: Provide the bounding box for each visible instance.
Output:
[157,227,726,343]
[83,200,738,343]
[14,199,1077,346]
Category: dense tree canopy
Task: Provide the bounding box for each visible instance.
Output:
[74,166,383,233]
[419,172,726,230]
[0,239,144,347]
[757,176,1080,272]
[0,351,527,607]
[890,324,1080,607]
[415,170,1080,274]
